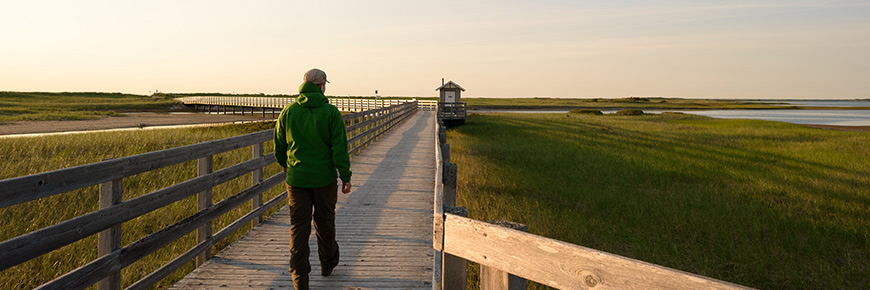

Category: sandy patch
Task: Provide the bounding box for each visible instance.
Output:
[0,112,274,135]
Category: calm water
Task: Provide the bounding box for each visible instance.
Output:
[772,100,870,107]
[682,110,870,126]
[685,100,870,126]
[474,100,870,126]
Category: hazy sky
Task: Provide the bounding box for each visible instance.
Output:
[1,0,868,99]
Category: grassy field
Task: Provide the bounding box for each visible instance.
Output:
[0,92,179,123]
[448,112,869,289]
[0,122,285,289]
[462,97,870,110]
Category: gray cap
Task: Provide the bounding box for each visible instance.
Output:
[303,68,329,84]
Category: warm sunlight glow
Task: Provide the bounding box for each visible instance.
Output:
[1,0,868,98]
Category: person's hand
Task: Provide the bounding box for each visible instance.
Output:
[341,181,352,194]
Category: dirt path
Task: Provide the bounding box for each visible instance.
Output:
[0,113,273,135]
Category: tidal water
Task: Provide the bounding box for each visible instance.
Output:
[682,110,870,126]
[474,100,870,126]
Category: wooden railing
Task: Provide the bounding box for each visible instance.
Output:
[431,112,753,290]
[437,102,467,121]
[175,96,437,113]
[0,101,417,290]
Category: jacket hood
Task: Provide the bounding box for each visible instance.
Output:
[296,82,328,108]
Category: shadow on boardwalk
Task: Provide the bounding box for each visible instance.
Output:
[171,111,435,290]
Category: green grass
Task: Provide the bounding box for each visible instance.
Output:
[448,113,870,289]
[568,109,603,115]
[0,92,179,123]
[0,122,285,289]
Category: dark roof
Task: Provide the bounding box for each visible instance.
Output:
[435,81,466,91]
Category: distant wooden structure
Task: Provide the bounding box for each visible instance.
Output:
[436,81,467,126]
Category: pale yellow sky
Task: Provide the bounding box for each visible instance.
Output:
[1,0,868,99]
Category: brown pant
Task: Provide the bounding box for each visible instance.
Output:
[286,182,340,281]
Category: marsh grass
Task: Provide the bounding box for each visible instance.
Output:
[0,121,285,289]
[449,113,870,289]
[0,92,177,123]
[568,109,603,115]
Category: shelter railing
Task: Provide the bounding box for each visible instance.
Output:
[437,102,466,120]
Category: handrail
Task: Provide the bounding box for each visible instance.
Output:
[175,96,435,112]
[431,106,752,290]
[0,101,417,290]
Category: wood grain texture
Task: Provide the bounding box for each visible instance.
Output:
[97,179,122,290]
[443,214,753,290]
[171,111,435,290]
[480,220,528,290]
[432,119,445,289]
[252,143,264,227]
[196,156,214,267]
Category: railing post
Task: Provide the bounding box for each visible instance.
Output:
[443,159,456,207]
[98,178,122,290]
[481,220,529,290]
[443,206,468,290]
[251,143,264,228]
[196,156,213,267]
[440,133,467,289]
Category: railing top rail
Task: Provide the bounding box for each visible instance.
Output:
[443,213,752,290]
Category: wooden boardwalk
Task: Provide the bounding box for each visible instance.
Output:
[171,111,435,290]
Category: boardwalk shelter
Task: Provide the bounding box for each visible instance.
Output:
[436,81,467,125]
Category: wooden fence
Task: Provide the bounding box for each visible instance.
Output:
[431,114,754,290]
[0,101,417,290]
[175,96,437,114]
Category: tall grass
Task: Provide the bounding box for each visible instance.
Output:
[0,92,178,123]
[448,113,869,289]
[0,122,285,289]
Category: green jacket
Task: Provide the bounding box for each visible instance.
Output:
[274,82,351,188]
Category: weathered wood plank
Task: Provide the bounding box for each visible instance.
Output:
[97,179,122,290]
[196,156,213,267]
[251,143,264,228]
[481,220,528,290]
[442,207,467,290]
[433,119,446,290]
[443,214,753,290]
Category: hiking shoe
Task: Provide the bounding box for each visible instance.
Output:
[321,266,334,276]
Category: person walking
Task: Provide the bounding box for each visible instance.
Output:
[274,68,352,289]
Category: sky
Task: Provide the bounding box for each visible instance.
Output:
[1,0,868,99]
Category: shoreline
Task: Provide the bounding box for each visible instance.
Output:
[0,112,272,136]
